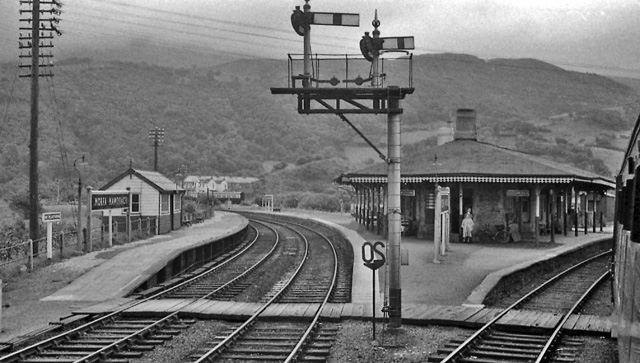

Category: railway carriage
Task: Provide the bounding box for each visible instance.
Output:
[613,112,640,363]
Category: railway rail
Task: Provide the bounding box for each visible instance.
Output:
[0,216,343,363]
[431,250,612,363]
[162,221,284,301]
[186,216,339,362]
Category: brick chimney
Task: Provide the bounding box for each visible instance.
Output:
[454,108,477,141]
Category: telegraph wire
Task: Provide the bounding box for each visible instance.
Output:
[95,0,295,37]
[64,4,356,54]
[60,19,269,61]
[5,2,638,77]
[1,64,20,128]
[43,74,71,182]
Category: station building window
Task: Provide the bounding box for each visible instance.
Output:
[161,194,170,213]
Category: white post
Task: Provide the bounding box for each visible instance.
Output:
[86,187,92,252]
[441,213,447,255]
[46,221,53,259]
[535,186,541,242]
[127,188,132,243]
[28,239,33,271]
[108,209,113,247]
[433,187,442,264]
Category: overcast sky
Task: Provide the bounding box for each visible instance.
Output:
[1,0,639,77]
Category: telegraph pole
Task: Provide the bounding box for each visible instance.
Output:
[29,0,41,249]
[149,127,165,171]
[19,0,62,252]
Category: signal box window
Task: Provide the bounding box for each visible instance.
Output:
[161,194,169,213]
[131,194,140,213]
[174,194,181,212]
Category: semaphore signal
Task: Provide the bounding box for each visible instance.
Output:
[290,0,360,88]
[290,6,359,36]
[273,4,415,330]
[360,11,414,89]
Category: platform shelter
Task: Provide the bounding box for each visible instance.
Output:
[337,109,615,242]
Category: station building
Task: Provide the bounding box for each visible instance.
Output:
[337,110,615,242]
[100,167,185,234]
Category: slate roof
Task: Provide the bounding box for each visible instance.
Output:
[338,139,615,188]
[101,168,184,193]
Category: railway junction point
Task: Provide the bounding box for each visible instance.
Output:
[0,210,613,346]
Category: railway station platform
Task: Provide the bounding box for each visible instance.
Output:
[0,211,247,343]
[299,211,613,307]
[0,210,614,346]
[41,211,247,302]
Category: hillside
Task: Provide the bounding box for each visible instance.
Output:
[0,53,638,205]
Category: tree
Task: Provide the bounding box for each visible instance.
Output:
[9,193,41,219]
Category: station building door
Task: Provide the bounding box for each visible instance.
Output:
[401,190,416,235]
[451,186,474,238]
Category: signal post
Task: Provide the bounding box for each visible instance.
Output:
[272,1,414,328]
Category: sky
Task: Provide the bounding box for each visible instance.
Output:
[1,0,639,78]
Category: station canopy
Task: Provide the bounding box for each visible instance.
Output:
[336,139,615,189]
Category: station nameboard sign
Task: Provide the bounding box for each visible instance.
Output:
[401,189,415,197]
[42,212,61,222]
[507,189,530,197]
[92,193,129,210]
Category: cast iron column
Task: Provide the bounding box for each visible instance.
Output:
[387,89,402,328]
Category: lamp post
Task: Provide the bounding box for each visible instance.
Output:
[73,155,85,250]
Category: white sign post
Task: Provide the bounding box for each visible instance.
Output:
[108,209,113,247]
[42,212,61,259]
[91,190,130,248]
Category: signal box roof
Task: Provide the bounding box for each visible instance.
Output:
[100,167,184,193]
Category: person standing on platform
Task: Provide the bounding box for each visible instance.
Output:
[462,208,474,243]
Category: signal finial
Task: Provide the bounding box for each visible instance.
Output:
[372,10,380,38]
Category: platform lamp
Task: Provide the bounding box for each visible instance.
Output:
[73,154,86,250]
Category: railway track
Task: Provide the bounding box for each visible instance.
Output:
[239,211,353,303]
[430,251,612,363]
[162,221,284,301]
[0,216,344,363]
[185,216,339,362]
